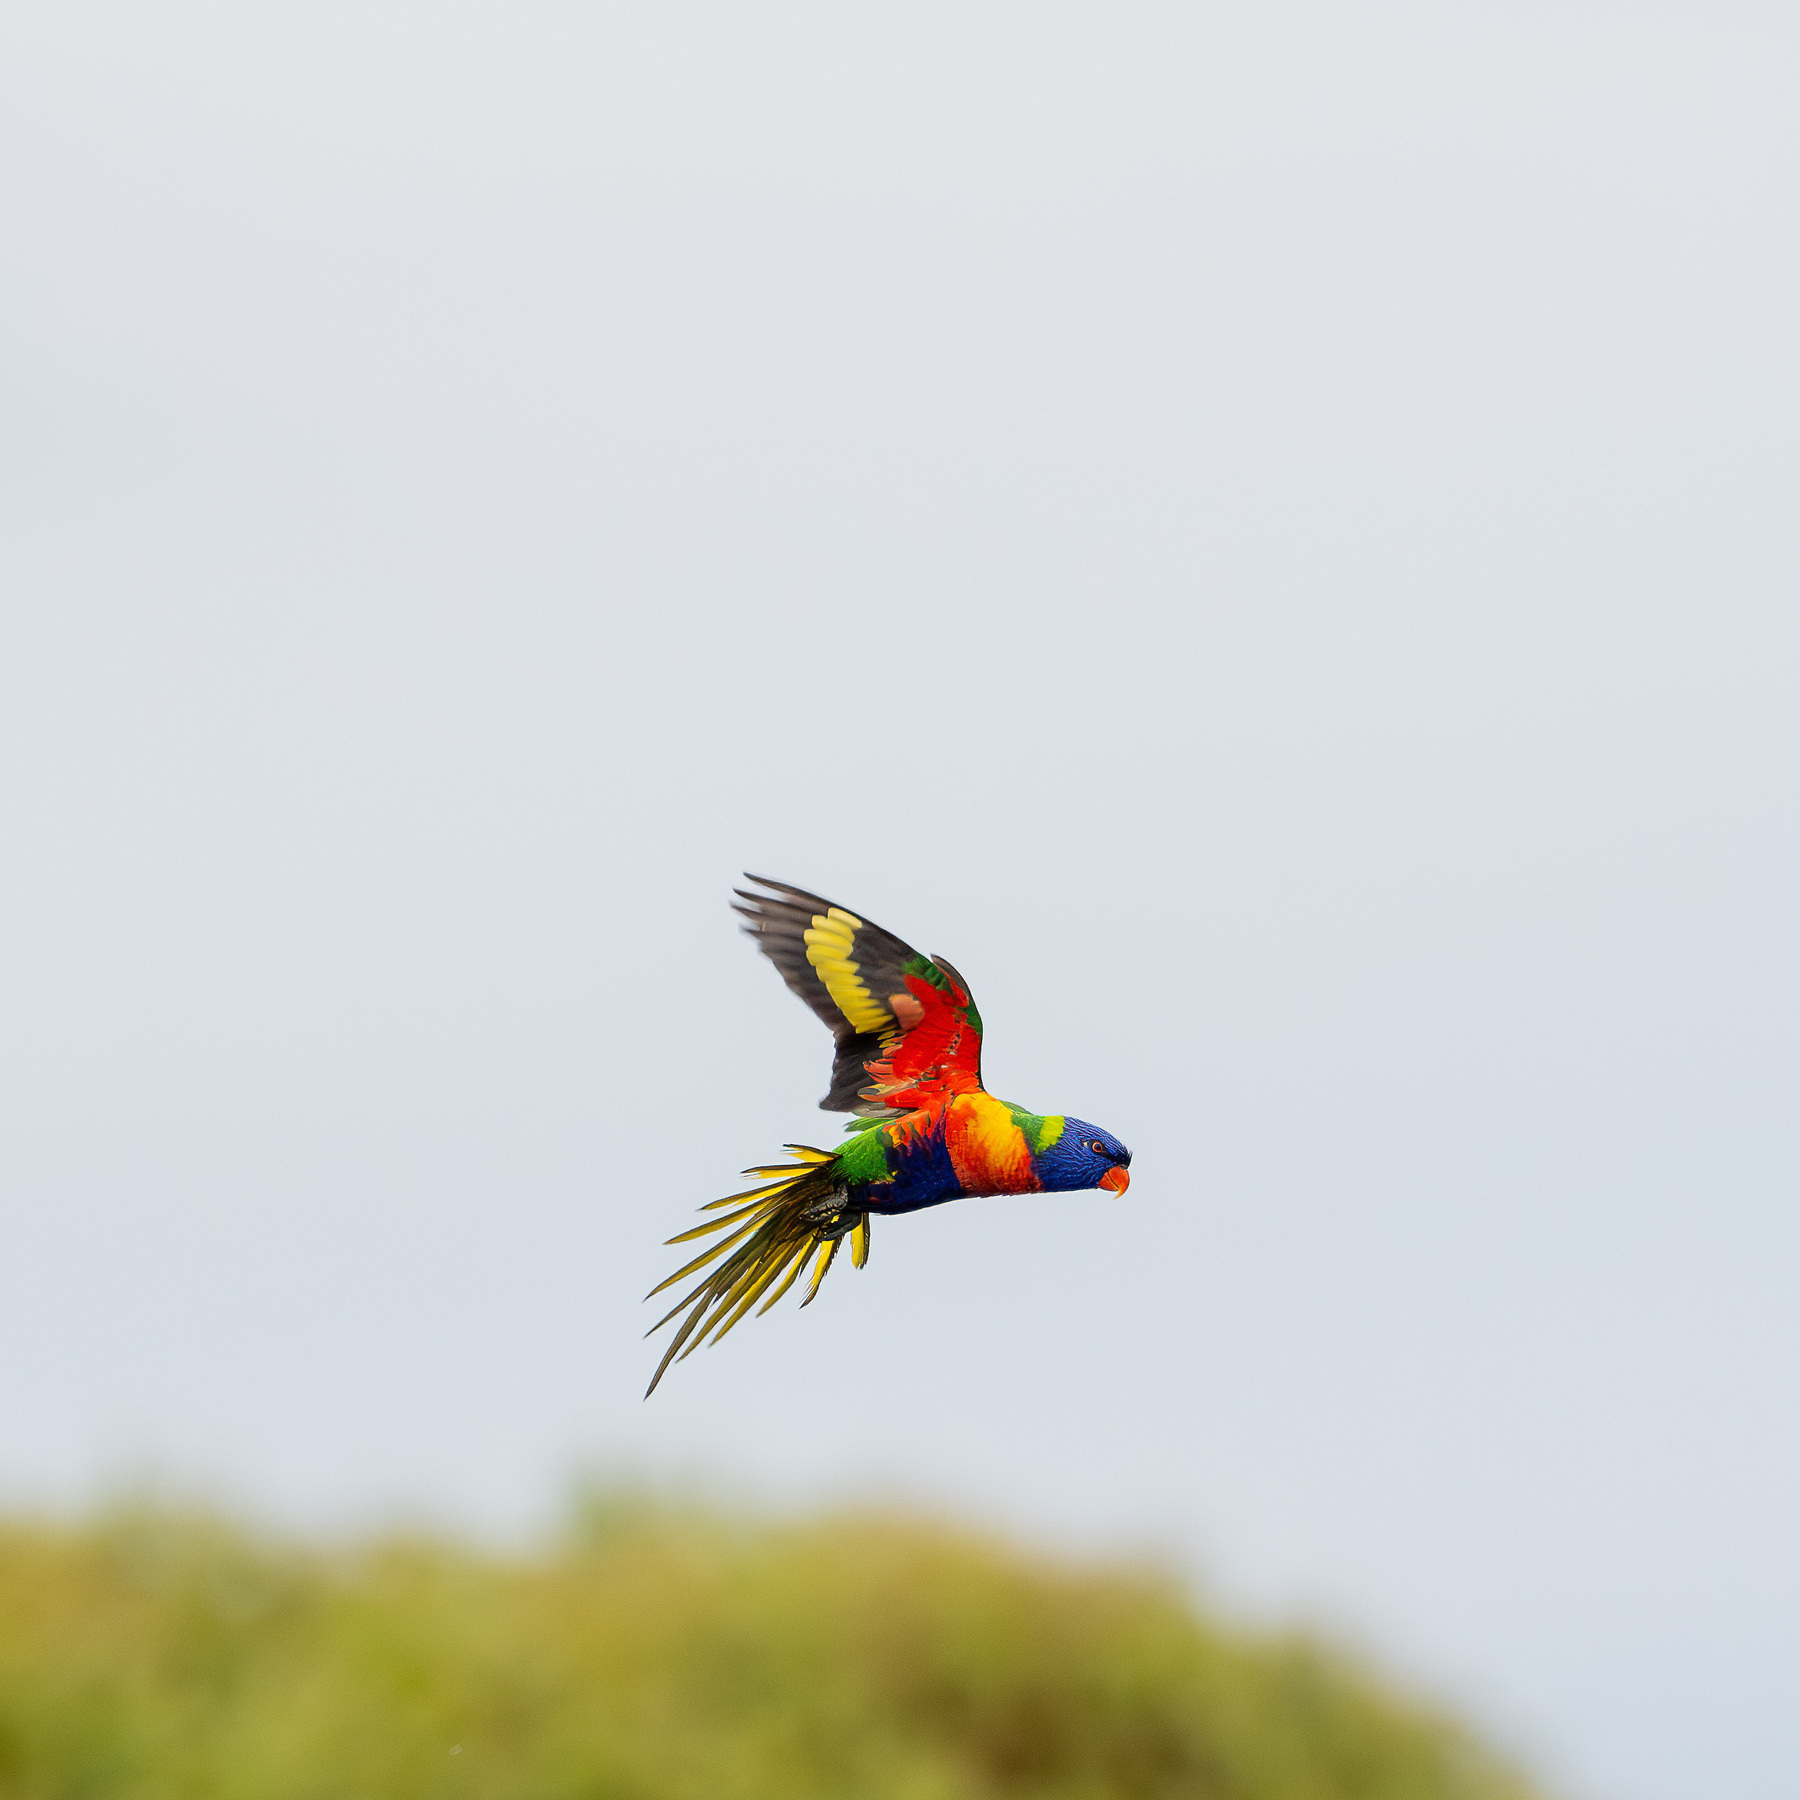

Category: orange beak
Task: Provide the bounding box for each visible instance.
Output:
[1098,1165,1130,1195]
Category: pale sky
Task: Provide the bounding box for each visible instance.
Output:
[2,8,1797,1799]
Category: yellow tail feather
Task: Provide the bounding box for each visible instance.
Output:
[643,1150,873,1396]
[800,1236,841,1306]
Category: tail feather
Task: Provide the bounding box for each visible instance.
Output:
[801,1235,841,1304]
[662,1197,774,1247]
[700,1178,795,1213]
[644,1148,870,1396]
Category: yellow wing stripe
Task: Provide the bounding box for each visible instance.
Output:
[803,907,894,1037]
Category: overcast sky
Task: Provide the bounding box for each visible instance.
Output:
[2,7,1797,1799]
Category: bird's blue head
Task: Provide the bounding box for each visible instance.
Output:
[1030,1116,1132,1195]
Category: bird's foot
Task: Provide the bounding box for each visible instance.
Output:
[797,1182,856,1237]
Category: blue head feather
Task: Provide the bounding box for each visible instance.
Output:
[1030,1116,1132,1193]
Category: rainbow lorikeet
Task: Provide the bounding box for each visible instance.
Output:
[645,876,1132,1394]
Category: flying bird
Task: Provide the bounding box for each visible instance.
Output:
[644,876,1131,1394]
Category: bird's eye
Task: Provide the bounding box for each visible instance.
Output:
[1087,1139,1105,1155]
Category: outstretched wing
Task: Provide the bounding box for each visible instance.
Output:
[732,875,984,1116]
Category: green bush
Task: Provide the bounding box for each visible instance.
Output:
[0,1496,1543,1800]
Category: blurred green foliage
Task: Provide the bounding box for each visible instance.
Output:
[0,1494,1543,1800]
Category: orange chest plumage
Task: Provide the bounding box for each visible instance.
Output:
[940,1092,1041,1195]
